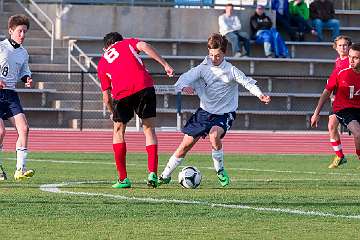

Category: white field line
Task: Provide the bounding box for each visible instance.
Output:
[39,181,360,220]
[5,157,360,177]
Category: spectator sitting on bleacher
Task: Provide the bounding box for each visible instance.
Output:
[271,0,298,41]
[289,0,317,41]
[218,3,250,57]
[310,0,340,41]
[250,4,289,58]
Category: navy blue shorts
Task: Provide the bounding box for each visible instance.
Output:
[0,89,24,120]
[182,108,236,139]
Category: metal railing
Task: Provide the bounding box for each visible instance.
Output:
[15,0,55,62]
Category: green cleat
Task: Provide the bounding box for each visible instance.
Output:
[328,156,347,169]
[147,172,158,188]
[112,178,131,189]
[158,175,171,185]
[217,169,230,187]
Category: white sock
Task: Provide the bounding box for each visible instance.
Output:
[212,148,224,173]
[161,154,184,178]
[16,147,28,170]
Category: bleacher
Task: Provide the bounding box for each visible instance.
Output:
[1,0,360,130]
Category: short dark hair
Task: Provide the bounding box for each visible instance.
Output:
[103,32,123,49]
[350,43,360,52]
[207,33,228,53]
[8,14,30,30]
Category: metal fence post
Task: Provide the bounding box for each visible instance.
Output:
[80,71,84,131]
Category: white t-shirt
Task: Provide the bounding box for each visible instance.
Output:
[218,13,242,36]
[0,39,31,90]
[175,56,263,115]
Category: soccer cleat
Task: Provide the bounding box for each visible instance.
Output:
[112,178,131,189]
[0,165,7,181]
[147,172,158,188]
[217,169,230,187]
[158,175,171,185]
[328,156,347,169]
[14,168,35,180]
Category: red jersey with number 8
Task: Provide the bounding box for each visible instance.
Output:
[97,38,154,100]
[326,67,360,112]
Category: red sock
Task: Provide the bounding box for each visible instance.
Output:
[356,149,360,160]
[330,139,344,158]
[113,143,127,181]
[146,144,158,173]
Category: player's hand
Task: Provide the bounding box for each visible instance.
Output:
[25,77,32,88]
[182,87,194,95]
[310,114,320,128]
[164,64,174,77]
[0,80,6,89]
[259,95,271,104]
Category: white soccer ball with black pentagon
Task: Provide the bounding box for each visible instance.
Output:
[178,166,202,189]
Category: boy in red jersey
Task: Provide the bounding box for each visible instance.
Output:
[326,35,352,168]
[97,32,174,188]
[311,43,360,161]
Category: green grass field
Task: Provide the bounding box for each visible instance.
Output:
[1,152,360,240]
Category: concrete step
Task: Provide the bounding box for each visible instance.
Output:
[23,38,63,47]
[37,81,100,92]
[27,46,67,55]
[29,54,68,64]
[29,63,82,72]
[32,72,98,83]
[69,118,136,129]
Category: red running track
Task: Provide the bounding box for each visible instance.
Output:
[1,129,356,155]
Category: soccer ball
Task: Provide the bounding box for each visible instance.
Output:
[178,166,202,189]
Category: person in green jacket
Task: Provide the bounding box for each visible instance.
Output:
[289,0,316,41]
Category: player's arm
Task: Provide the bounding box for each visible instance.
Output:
[20,54,32,88]
[310,89,332,128]
[136,41,174,77]
[102,89,113,113]
[174,65,201,95]
[232,67,270,104]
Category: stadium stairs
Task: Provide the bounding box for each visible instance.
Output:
[2,0,360,130]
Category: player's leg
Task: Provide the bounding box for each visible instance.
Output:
[208,112,235,187]
[112,121,131,188]
[328,114,346,168]
[142,117,159,187]
[111,97,133,189]
[133,87,159,187]
[159,134,200,185]
[0,119,7,180]
[346,120,360,160]
[9,113,34,180]
[209,126,230,186]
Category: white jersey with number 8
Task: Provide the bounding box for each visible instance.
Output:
[0,39,31,90]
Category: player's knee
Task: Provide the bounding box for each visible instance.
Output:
[17,125,29,136]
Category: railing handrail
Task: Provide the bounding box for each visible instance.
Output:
[15,0,54,62]
[68,40,101,88]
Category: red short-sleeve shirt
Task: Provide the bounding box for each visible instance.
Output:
[97,38,154,100]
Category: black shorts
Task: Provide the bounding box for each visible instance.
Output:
[335,108,360,127]
[182,108,236,139]
[112,87,156,124]
[0,89,24,120]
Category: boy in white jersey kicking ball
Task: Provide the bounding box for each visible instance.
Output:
[158,33,270,187]
[0,14,34,181]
